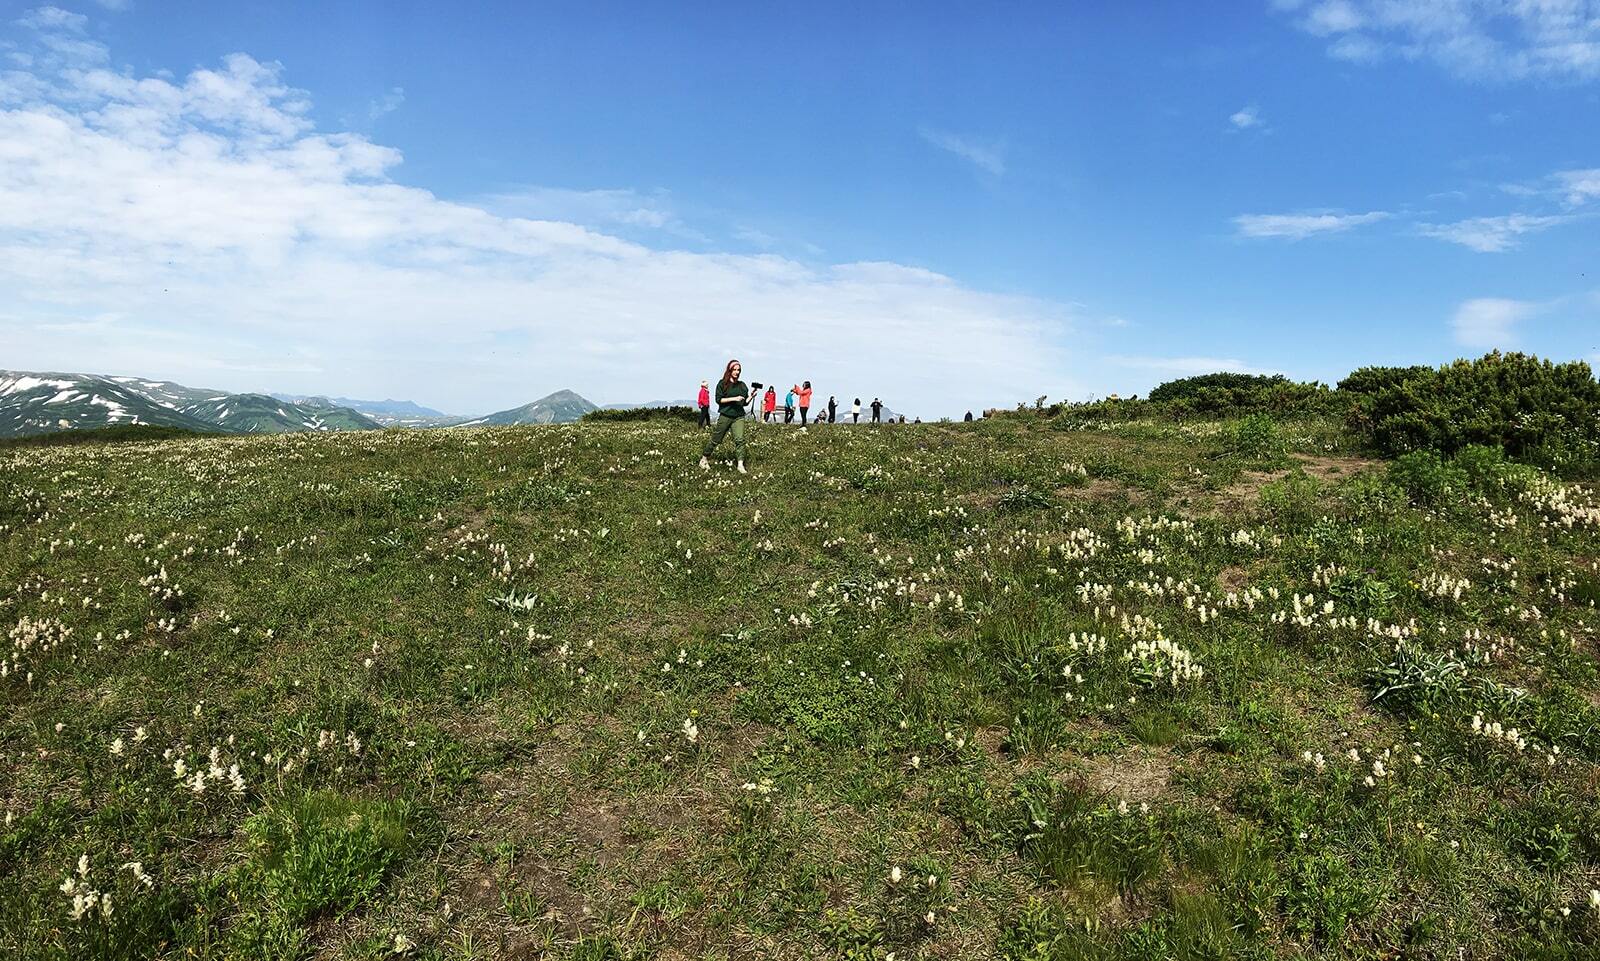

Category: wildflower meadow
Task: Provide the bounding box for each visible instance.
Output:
[3,410,1599,959]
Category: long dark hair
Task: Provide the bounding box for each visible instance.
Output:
[720,359,741,387]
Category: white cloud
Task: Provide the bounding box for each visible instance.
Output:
[918,127,1006,176]
[1229,105,1263,129]
[1451,297,1538,347]
[1419,213,1578,252]
[1272,0,1600,82]
[1303,0,1364,36]
[17,6,87,31]
[93,0,131,10]
[1555,168,1600,205]
[368,86,404,121]
[0,22,1085,416]
[480,187,677,230]
[1233,210,1390,239]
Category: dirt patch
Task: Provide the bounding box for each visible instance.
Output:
[1077,747,1173,802]
[1217,566,1249,592]
[1293,453,1382,481]
[1220,469,1281,506]
[1218,453,1381,509]
[1060,478,1135,505]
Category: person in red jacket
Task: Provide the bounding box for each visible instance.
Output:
[762,386,778,423]
[696,380,711,428]
[797,381,813,425]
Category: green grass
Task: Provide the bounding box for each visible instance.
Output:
[1,416,1598,958]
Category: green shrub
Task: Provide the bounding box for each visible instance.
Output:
[1148,373,1337,418]
[1150,373,1294,404]
[1226,414,1288,463]
[582,405,700,423]
[1336,365,1433,396]
[1387,451,1469,507]
[1353,352,1600,468]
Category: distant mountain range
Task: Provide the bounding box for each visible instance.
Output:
[0,370,899,439]
[0,371,385,438]
[270,394,446,419]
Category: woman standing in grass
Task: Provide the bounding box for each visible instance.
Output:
[700,359,751,473]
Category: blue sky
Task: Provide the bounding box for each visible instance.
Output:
[1,0,1597,416]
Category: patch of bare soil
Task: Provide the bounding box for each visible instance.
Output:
[1077,746,1173,802]
[1293,453,1382,481]
[1060,478,1137,505]
[1220,453,1382,508]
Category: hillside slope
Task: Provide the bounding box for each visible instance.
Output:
[2,419,1598,958]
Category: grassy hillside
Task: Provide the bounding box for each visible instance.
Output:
[2,418,1598,959]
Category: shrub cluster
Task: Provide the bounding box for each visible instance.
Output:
[582,405,701,423]
[1348,352,1600,470]
[1011,352,1599,475]
[1144,373,1336,418]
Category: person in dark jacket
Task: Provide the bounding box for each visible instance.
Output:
[700,360,751,473]
[870,398,883,423]
[963,410,974,422]
[828,395,837,424]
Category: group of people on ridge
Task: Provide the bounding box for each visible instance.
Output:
[697,360,887,471]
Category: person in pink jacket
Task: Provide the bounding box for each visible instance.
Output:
[696,380,711,428]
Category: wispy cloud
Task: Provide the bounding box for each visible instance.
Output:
[1555,168,1600,206]
[918,127,1006,176]
[478,186,688,234]
[1233,210,1390,240]
[1451,297,1539,348]
[1229,105,1264,129]
[368,86,404,121]
[1271,0,1600,83]
[0,15,1088,415]
[1419,213,1578,253]
[17,6,87,31]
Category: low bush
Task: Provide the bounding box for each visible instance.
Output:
[1351,352,1600,470]
[582,405,701,423]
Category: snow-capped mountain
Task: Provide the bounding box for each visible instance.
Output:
[0,372,220,437]
[0,371,381,438]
